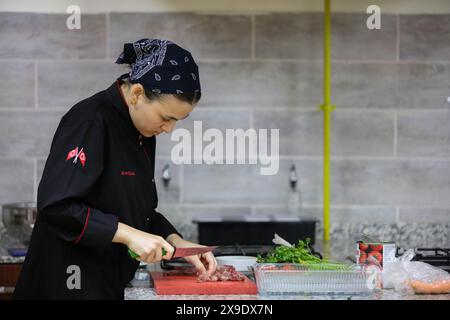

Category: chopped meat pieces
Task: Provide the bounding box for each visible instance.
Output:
[196,265,245,282]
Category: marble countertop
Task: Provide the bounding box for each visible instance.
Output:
[125,287,450,300]
[124,277,450,300]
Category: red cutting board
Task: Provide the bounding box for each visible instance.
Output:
[150,271,258,295]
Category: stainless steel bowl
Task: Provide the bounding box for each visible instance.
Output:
[2,202,37,246]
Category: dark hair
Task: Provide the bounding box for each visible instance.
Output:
[119,77,201,105]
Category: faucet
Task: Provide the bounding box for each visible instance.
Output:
[162,164,171,188]
[289,164,298,190]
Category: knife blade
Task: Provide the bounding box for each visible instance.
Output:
[171,246,218,259]
[128,246,218,260]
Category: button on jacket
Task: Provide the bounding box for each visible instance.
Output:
[13,80,182,300]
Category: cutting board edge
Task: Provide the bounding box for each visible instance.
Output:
[150,271,258,295]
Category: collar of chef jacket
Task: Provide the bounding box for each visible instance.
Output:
[105,79,143,142]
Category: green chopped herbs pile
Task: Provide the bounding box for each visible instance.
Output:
[257,238,351,270]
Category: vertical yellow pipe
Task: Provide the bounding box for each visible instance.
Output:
[321,0,335,242]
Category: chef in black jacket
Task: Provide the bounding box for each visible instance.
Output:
[13,39,217,300]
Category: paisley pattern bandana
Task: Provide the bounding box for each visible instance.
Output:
[116,38,201,95]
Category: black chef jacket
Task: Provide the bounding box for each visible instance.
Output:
[13,80,182,300]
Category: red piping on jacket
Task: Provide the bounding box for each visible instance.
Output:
[74,207,91,244]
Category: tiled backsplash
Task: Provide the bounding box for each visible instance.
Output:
[0,12,449,242]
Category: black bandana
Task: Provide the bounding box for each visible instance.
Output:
[116,39,201,95]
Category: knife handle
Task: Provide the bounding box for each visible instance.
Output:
[128,248,167,260]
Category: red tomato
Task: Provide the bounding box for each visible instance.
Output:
[369,244,383,251]
[260,265,277,271]
[358,252,367,264]
[358,243,369,251]
[280,265,296,271]
[368,251,382,264]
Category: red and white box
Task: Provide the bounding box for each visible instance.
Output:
[356,241,396,269]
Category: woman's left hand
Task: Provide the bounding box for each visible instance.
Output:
[166,235,217,275]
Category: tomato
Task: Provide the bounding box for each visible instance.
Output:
[369,244,383,251]
[358,252,367,264]
[358,243,369,251]
[368,251,382,264]
[280,264,296,271]
[260,265,277,271]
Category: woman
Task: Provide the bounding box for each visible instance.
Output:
[13,39,217,300]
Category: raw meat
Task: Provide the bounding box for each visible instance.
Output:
[196,265,245,282]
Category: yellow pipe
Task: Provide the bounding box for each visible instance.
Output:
[320,0,335,242]
[324,0,331,107]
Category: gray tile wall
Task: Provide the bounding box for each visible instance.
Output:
[0,12,449,241]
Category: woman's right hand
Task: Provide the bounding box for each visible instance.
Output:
[113,222,174,263]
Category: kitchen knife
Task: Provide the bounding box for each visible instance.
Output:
[128,246,218,260]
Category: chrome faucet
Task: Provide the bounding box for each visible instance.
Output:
[289,164,298,190]
[162,164,171,188]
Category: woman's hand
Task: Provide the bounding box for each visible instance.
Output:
[166,234,218,276]
[113,222,174,263]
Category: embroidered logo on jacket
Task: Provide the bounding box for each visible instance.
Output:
[66,147,87,167]
[121,171,136,176]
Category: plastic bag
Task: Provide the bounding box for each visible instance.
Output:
[383,249,450,294]
[272,233,293,247]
